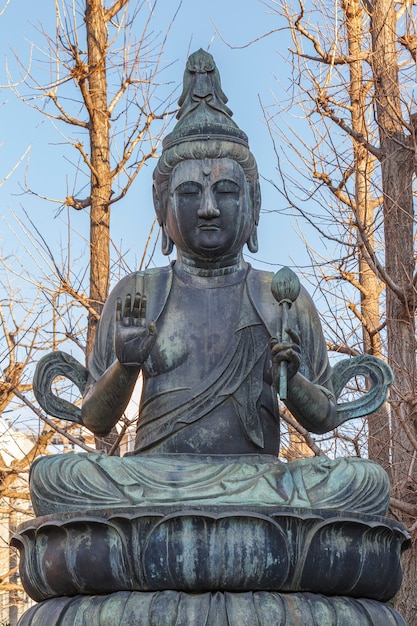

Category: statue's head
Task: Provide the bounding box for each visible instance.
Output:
[153,50,261,259]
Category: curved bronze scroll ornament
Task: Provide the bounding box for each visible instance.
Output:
[33,351,88,424]
[332,354,393,426]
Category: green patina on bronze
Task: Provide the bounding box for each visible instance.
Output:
[34,50,393,457]
[18,50,409,626]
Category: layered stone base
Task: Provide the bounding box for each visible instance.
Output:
[17,590,407,625]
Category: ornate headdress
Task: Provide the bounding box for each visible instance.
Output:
[153,49,261,252]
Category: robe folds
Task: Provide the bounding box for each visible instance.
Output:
[88,263,332,453]
[29,263,390,517]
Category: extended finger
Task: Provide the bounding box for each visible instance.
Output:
[123,294,132,319]
[140,295,147,322]
[115,297,122,322]
[132,293,142,320]
[285,327,301,346]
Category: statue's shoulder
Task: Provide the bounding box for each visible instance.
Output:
[247,267,273,283]
[108,265,172,298]
[246,267,272,297]
[246,267,312,306]
[246,266,318,335]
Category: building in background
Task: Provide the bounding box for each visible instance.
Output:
[0,421,35,625]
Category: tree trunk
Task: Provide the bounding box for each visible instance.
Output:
[84,0,119,454]
[343,0,391,472]
[382,139,416,624]
[85,0,112,360]
[369,0,417,619]
[270,0,417,617]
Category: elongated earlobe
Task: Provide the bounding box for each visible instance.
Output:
[247,226,258,253]
[161,226,174,256]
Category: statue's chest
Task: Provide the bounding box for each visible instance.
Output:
[145,282,242,378]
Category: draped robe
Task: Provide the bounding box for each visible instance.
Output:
[29,263,390,517]
[89,263,332,454]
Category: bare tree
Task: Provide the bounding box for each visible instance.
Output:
[0,2,178,616]
[0,179,148,620]
[4,0,178,453]
[7,0,178,357]
[255,0,417,620]
[0,246,77,622]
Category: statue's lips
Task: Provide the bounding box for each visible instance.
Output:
[197,223,221,231]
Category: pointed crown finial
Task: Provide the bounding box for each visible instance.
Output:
[162,49,249,151]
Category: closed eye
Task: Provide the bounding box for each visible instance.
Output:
[213,180,240,194]
[176,181,202,196]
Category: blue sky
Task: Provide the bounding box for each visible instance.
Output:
[0,1,316,280]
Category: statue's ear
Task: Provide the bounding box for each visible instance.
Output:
[247,225,258,253]
[161,225,174,256]
[246,179,260,254]
[153,181,174,255]
[152,183,163,226]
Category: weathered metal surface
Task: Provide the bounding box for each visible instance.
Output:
[33,351,88,424]
[28,453,391,517]
[21,49,408,626]
[12,506,410,602]
[32,348,393,448]
[271,266,301,399]
[32,49,393,456]
[332,354,394,423]
[16,591,408,626]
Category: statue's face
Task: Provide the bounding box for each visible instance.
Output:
[165,158,254,260]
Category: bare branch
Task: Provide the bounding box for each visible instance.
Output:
[280,410,329,458]
[0,147,31,189]
[315,89,382,160]
[105,0,130,22]
[45,90,88,128]
[13,390,96,453]
[292,2,369,66]
[390,497,417,518]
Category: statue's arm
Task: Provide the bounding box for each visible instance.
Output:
[271,286,337,434]
[81,291,157,437]
[285,373,337,434]
[271,338,337,434]
[81,361,140,436]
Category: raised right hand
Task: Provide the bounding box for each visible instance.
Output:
[114,293,157,366]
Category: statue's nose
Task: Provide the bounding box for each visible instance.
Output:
[197,190,220,218]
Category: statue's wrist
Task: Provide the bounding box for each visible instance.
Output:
[92,429,112,438]
[113,359,141,378]
[287,371,302,390]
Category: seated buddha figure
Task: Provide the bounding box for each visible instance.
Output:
[30,50,390,518]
